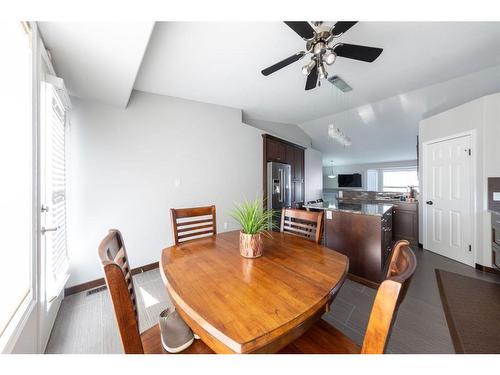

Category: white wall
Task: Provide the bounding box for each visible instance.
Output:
[322,160,418,191]
[304,148,323,202]
[67,91,263,287]
[419,92,500,268]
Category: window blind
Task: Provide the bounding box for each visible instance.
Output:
[43,83,70,300]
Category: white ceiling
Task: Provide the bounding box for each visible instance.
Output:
[302,65,500,165]
[135,22,500,124]
[38,22,154,107]
[38,21,500,165]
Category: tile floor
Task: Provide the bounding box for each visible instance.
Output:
[45,247,500,354]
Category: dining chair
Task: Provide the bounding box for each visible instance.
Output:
[98,229,212,354]
[170,205,217,245]
[279,240,416,354]
[280,207,324,244]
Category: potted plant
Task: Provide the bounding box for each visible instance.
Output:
[230,198,275,258]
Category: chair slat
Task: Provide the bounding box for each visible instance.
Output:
[280,208,324,244]
[176,218,213,227]
[283,225,314,237]
[177,223,214,233]
[170,205,217,245]
[177,229,214,240]
[283,220,315,230]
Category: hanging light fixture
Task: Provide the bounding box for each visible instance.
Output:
[328,124,352,146]
[327,160,336,179]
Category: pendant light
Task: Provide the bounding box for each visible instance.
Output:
[327,160,336,179]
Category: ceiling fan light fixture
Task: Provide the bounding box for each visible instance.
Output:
[324,51,337,65]
[261,21,383,91]
[301,59,316,75]
[328,124,352,147]
[313,41,327,55]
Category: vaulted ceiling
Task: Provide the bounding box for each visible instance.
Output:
[38,21,500,164]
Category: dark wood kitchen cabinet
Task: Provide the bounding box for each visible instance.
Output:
[263,134,305,207]
[325,208,393,287]
[266,137,287,162]
[392,202,418,247]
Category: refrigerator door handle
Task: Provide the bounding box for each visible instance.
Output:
[279,168,284,203]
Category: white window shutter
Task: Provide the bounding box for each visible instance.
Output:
[42,81,70,300]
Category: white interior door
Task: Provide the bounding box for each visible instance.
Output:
[424,134,473,266]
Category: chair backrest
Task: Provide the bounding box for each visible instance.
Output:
[170,205,217,245]
[361,240,417,354]
[98,229,143,354]
[280,207,324,244]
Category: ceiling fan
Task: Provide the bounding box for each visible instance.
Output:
[261,21,383,91]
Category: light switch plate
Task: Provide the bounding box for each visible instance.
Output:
[494,192,500,201]
[326,211,332,220]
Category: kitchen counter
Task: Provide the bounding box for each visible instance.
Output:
[303,201,393,217]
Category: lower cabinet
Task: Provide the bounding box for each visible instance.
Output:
[392,203,419,247]
[325,209,393,286]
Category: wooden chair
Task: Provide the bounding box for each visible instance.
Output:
[280,207,324,244]
[170,205,217,245]
[280,240,417,354]
[98,229,212,354]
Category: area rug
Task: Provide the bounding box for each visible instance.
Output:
[435,269,500,353]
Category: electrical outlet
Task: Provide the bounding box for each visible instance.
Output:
[174,178,181,188]
[326,211,332,220]
[223,222,228,230]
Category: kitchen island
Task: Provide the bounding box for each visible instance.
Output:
[304,201,394,287]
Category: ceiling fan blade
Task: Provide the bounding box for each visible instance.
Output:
[261,52,305,76]
[330,21,358,36]
[334,43,383,63]
[305,64,318,90]
[284,21,315,40]
[328,75,353,92]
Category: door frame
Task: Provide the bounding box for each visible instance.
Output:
[422,130,477,267]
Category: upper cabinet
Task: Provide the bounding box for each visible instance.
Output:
[263,134,305,206]
[266,137,287,162]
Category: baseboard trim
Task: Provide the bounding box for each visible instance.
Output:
[64,261,160,296]
[475,263,500,276]
[347,273,380,290]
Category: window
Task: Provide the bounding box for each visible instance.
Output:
[0,22,33,339]
[382,168,419,193]
[366,169,378,191]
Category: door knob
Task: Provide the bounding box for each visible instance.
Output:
[426,200,433,205]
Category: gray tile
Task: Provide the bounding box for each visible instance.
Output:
[323,314,364,347]
[46,248,500,354]
[328,297,354,324]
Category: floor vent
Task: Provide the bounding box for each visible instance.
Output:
[86,285,107,296]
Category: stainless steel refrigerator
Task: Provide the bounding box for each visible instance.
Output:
[267,162,291,228]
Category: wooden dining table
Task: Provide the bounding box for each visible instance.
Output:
[160,230,349,354]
